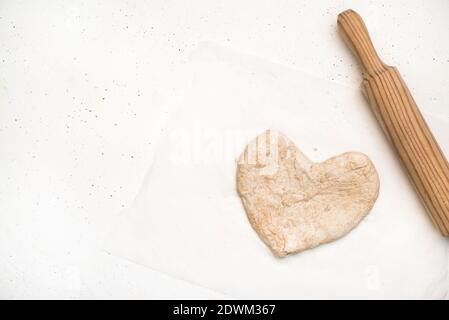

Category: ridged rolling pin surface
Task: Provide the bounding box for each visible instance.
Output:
[337,9,449,235]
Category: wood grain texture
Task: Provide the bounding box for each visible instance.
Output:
[338,9,449,235]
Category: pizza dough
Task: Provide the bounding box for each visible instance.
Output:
[237,129,380,257]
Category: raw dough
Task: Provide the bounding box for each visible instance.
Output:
[237,129,380,257]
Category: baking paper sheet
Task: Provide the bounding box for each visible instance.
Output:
[105,42,449,299]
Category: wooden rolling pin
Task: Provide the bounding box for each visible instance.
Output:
[337,9,449,235]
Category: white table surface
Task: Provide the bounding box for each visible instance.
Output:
[1,0,448,299]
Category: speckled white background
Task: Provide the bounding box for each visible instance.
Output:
[0,0,448,299]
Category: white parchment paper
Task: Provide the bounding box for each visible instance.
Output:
[105,43,449,299]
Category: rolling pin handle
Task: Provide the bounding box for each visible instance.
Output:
[337,9,388,77]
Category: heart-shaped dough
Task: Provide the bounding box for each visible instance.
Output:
[237,130,380,257]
